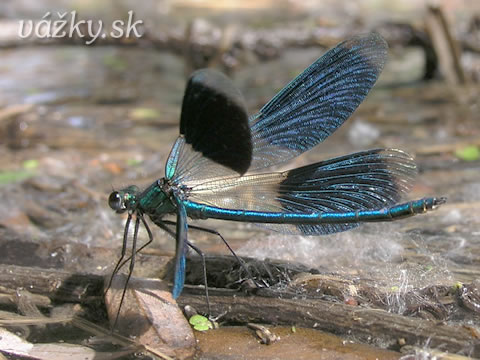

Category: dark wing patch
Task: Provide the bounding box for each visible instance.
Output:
[180,69,252,175]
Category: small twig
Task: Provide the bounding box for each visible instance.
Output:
[425,5,466,84]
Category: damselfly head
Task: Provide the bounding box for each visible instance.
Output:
[108,185,140,213]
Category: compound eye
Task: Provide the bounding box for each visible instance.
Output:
[108,191,124,212]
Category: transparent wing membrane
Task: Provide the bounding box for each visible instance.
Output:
[186,149,417,235]
[167,137,240,186]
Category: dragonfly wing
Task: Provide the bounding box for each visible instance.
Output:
[180,69,252,175]
[166,136,242,186]
[186,149,416,235]
[249,33,388,171]
[167,34,387,183]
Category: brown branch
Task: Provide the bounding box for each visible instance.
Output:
[425,5,466,84]
[177,293,479,355]
[2,261,479,355]
[0,19,445,79]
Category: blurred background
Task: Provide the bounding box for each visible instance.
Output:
[0,0,480,358]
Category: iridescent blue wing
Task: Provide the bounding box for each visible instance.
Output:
[167,33,388,185]
[249,33,387,170]
[184,149,416,235]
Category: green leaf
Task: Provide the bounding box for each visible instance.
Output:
[23,159,39,170]
[189,314,213,331]
[126,158,142,166]
[130,107,160,120]
[189,314,206,326]
[0,170,34,185]
[455,146,480,161]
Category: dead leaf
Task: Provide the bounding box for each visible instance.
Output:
[105,274,196,360]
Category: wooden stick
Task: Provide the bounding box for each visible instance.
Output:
[1,263,479,356]
[177,293,478,355]
[0,264,104,303]
[425,5,466,84]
